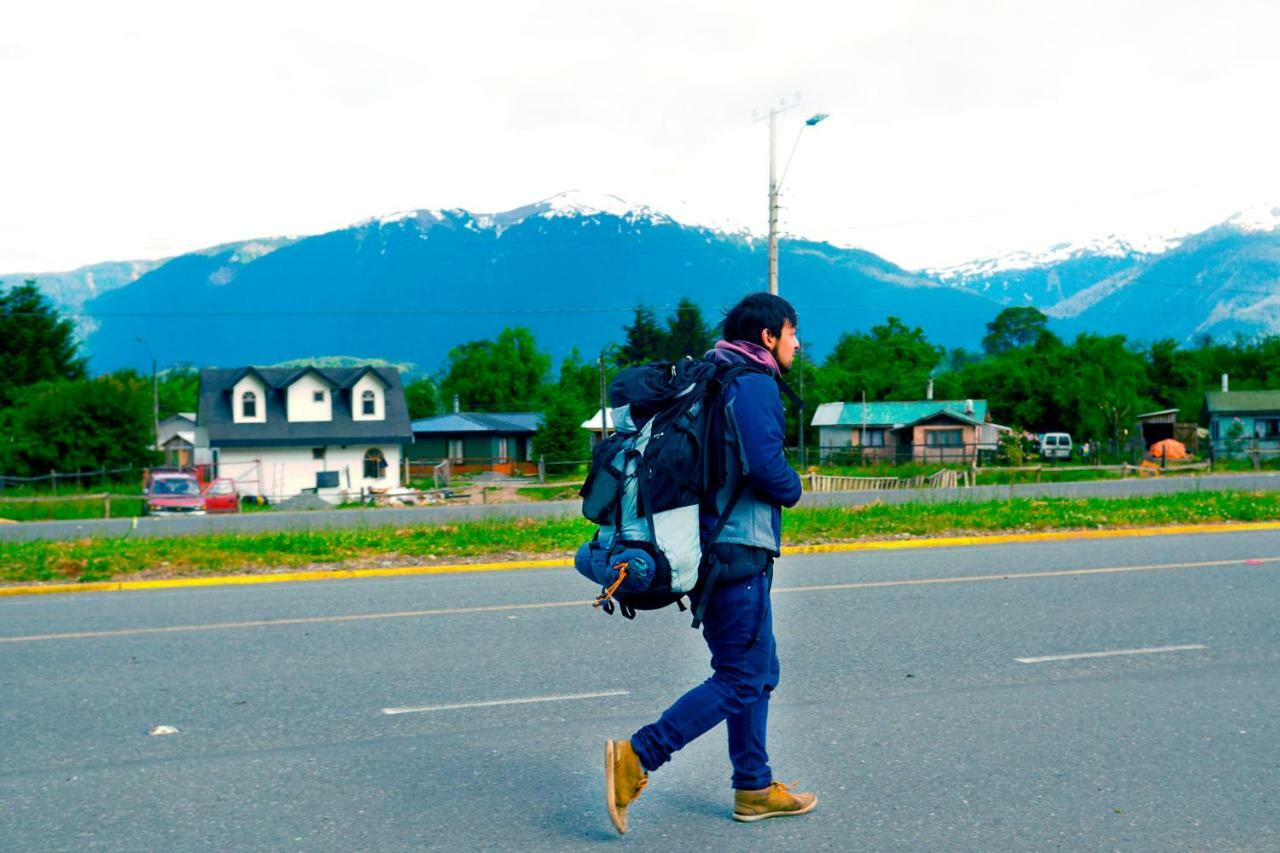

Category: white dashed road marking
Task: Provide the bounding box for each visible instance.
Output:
[381,690,630,715]
[1015,644,1207,664]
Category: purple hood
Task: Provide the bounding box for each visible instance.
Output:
[705,339,780,375]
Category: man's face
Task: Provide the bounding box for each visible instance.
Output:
[762,320,800,372]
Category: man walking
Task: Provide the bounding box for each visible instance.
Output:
[605,292,817,833]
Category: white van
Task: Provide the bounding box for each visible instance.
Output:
[1039,432,1073,460]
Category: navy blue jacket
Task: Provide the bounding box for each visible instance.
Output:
[701,349,802,554]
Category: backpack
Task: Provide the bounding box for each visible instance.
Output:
[574,357,762,623]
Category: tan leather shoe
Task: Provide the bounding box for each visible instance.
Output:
[605,739,648,834]
[733,780,818,822]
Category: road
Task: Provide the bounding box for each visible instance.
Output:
[4,471,1280,542]
[1,530,1277,850]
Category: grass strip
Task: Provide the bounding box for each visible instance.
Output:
[3,490,1279,586]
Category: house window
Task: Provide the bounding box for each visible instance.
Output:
[862,428,886,447]
[496,437,509,462]
[449,439,464,462]
[362,390,376,415]
[364,448,387,479]
[313,390,325,403]
[1256,418,1280,439]
[926,429,964,447]
[242,391,257,418]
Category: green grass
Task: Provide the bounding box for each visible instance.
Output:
[0,479,147,521]
[516,485,582,501]
[4,490,1279,586]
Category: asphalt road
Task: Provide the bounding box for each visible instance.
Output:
[2,530,1278,851]
[5,471,1280,542]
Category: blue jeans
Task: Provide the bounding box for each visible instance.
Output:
[630,564,780,790]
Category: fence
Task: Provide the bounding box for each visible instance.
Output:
[805,468,968,492]
[0,465,137,493]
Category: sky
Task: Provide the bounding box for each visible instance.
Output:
[4,0,1279,274]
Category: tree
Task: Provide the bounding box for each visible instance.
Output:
[403,376,441,420]
[1053,333,1148,448]
[439,327,551,412]
[817,316,943,403]
[0,280,87,408]
[0,373,157,477]
[533,390,590,464]
[663,298,714,361]
[982,306,1051,355]
[157,366,200,420]
[618,305,668,366]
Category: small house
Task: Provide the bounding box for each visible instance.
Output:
[197,366,413,503]
[811,399,992,463]
[1202,388,1280,459]
[408,411,543,475]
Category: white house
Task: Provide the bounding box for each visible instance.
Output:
[197,366,414,504]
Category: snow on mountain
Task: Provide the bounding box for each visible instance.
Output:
[926,232,1185,282]
[355,190,754,241]
[1226,204,1280,233]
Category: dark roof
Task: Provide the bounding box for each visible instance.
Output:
[411,412,543,435]
[199,366,413,448]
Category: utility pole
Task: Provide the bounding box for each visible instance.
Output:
[757,97,828,296]
[137,337,160,455]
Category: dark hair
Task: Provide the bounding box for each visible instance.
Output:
[721,292,798,344]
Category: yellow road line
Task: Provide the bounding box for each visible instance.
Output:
[2,555,1274,644]
[2,521,1279,598]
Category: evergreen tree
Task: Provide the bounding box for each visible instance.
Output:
[663,298,714,360]
[533,390,590,464]
[618,305,668,366]
[0,280,87,408]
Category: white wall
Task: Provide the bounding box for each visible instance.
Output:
[232,375,267,424]
[287,373,334,423]
[217,444,403,504]
[351,373,386,421]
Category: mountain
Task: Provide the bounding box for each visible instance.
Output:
[64,192,998,374]
[929,206,1280,343]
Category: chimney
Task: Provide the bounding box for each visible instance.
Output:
[453,394,460,413]
[1222,373,1229,393]
[926,377,934,401]
[965,398,974,415]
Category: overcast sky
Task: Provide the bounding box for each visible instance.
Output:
[4,0,1278,274]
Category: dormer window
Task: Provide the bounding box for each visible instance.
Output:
[242,391,257,418]
[362,390,376,415]
[313,390,325,403]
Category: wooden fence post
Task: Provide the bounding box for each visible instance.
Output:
[104,494,111,519]
[538,455,546,484]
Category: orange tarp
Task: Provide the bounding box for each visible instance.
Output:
[1150,438,1188,460]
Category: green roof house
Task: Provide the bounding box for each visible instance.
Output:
[810,399,997,463]
[1202,382,1280,459]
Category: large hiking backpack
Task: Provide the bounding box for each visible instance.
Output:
[574,358,760,621]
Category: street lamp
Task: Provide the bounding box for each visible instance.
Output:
[764,105,829,295]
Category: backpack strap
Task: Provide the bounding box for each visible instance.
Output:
[689,476,748,629]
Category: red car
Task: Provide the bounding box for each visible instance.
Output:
[202,478,241,513]
[145,472,207,516]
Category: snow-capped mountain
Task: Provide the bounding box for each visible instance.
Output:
[68,193,995,373]
[926,206,1280,341]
